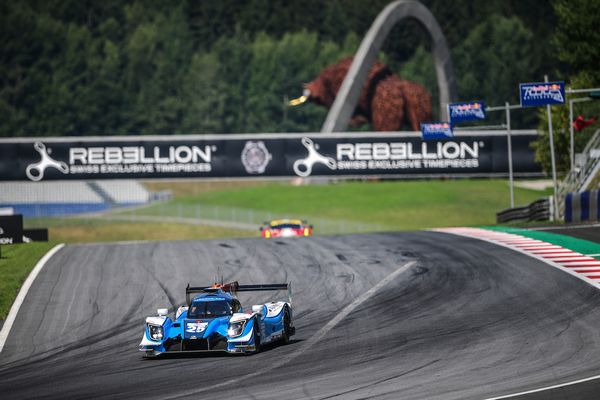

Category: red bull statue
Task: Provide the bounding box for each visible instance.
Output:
[290,57,432,132]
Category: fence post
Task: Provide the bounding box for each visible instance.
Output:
[545,75,559,220]
[506,101,515,208]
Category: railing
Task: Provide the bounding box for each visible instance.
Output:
[557,129,600,219]
[496,197,551,224]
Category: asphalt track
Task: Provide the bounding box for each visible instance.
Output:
[2,231,600,399]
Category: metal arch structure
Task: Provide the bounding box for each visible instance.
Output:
[321,0,456,133]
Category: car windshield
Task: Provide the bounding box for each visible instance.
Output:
[272,224,301,229]
[188,300,232,319]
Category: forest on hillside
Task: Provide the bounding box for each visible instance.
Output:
[0,0,598,142]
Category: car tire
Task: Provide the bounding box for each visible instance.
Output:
[252,316,261,353]
[281,307,291,344]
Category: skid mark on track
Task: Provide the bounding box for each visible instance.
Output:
[163,260,417,400]
[318,358,441,399]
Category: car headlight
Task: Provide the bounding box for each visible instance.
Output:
[148,324,164,341]
[227,320,246,337]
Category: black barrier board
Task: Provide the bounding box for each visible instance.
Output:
[0,132,542,181]
[23,228,49,242]
[0,215,23,244]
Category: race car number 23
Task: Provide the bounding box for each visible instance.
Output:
[186,322,208,333]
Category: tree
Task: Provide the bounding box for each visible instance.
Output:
[453,15,538,125]
[532,0,600,174]
[553,0,600,84]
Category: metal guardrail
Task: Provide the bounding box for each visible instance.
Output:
[496,197,551,224]
[557,129,600,219]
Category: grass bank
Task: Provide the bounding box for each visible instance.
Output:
[140,179,551,231]
[0,242,56,319]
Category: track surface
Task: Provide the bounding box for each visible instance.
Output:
[2,232,600,399]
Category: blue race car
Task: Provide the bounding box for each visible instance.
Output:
[139,281,294,357]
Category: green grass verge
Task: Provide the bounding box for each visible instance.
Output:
[0,242,56,319]
[140,179,551,231]
[483,226,600,260]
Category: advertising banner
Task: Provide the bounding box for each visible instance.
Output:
[448,101,486,123]
[0,131,542,181]
[519,81,565,107]
[421,123,453,140]
[0,214,23,244]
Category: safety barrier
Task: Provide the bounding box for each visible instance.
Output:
[496,197,552,224]
[557,129,600,219]
[565,190,600,223]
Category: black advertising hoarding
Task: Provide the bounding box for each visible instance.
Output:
[0,131,542,181]
[0,215,23,244]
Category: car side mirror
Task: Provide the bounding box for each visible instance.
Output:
[157,308,168,317]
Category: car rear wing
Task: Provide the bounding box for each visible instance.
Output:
[185,281,292,305]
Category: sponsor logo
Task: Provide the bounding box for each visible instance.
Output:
[68,145,213,165]
[26,142,69,181]
[522,84,564,103]
[449,102,486,122]
[335,141,482,171]
[421,122,453,140]
[520,82,565,106]
[24,142,217,179]
[241,141,272,174]
[0,227,4,235]
[68,145,215,175]
[195,297,226,302]
[292,139,483,174]
[0,238,13,245]
[293,137,336,177]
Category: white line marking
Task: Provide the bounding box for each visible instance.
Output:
[559,260,600,265]
[483,373,600,399]
[164,260,417,400]
[515,245,560,249]
[541,253,584,257]
[586,253,600,257]
[0,244,65,353]
[532,249,575,253]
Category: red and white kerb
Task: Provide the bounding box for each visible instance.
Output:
[435,227,600,289]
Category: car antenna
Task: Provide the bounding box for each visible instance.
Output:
[214,266,220,287]
[214,266,224,287]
